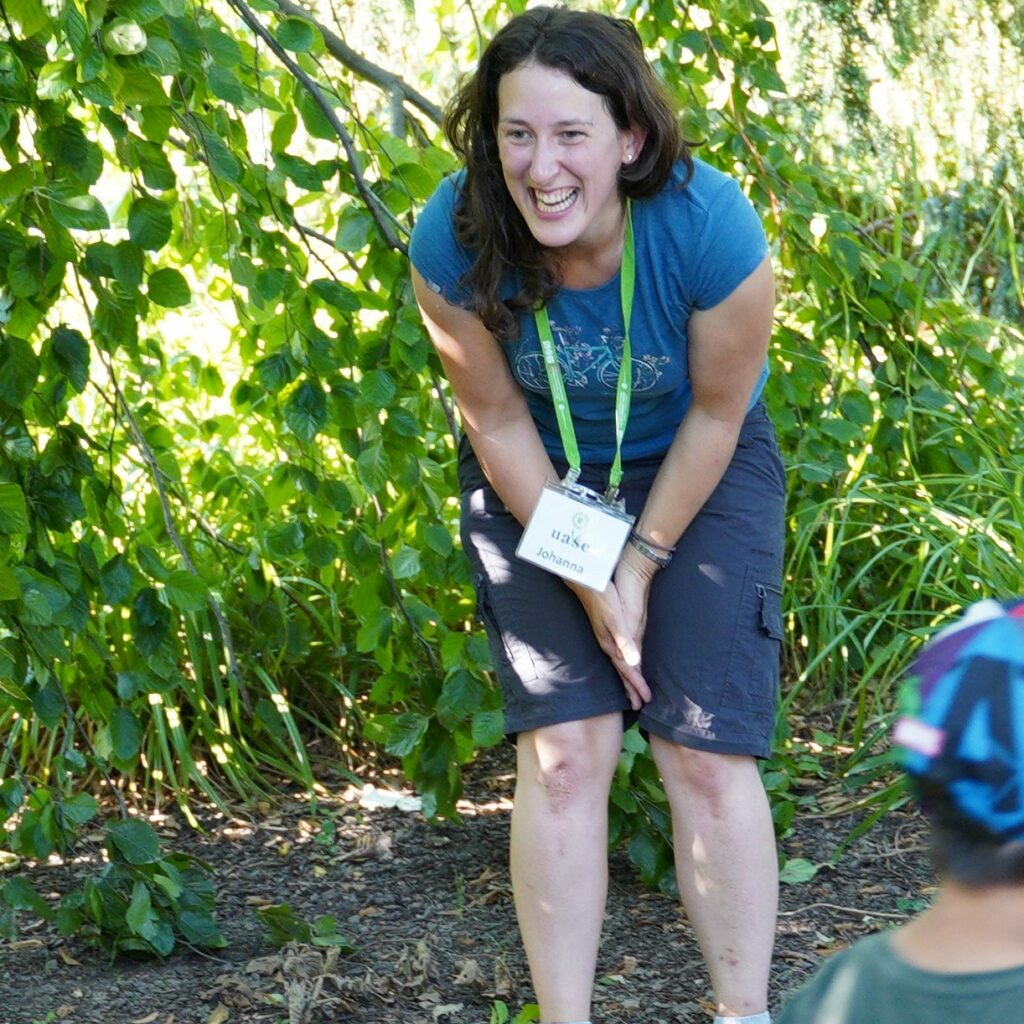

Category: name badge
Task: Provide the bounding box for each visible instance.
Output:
[516,482,634,591]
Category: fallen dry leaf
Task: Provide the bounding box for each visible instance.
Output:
[131,1014,159,1024]
[611,955,639,976]
[245,954,285,976]
[205,1004,229,1024]
[432,1003,464,1020]
[493,959,514,997]
[57,947,82,966]
[452,959,487,989]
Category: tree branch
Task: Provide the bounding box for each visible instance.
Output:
[226,0,409,255]
[270,0,443,126]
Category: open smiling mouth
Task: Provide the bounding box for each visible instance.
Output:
[531,187,579,213]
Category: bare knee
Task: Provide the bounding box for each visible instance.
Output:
[517,716,620,813]
[651,740,759,808]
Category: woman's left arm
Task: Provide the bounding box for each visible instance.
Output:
[614,255,775,624]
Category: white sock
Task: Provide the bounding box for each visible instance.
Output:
[714,1014,770,1024]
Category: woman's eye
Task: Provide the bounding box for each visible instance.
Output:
[504,129,529,141]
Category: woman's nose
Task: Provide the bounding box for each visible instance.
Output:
[529,138,559,183]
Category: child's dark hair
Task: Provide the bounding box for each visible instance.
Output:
[917,783,1024,887]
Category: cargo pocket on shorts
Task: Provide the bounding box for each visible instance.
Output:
[474,571,540,688]
[721,565,783,714]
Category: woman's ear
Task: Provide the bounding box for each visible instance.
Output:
[622,127,648,164]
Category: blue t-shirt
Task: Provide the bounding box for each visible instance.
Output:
[409,159,768,464]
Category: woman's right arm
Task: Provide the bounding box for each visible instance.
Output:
[411,266,556,523]
[411,267,650,707]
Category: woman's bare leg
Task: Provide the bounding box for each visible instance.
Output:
[511,712,623,1023]
[651,738,777,1018]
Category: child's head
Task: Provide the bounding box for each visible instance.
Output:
[893,597,1024,886]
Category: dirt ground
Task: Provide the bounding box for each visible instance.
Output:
[0,744,933,1024]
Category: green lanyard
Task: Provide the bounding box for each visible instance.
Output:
[534,200,635,504]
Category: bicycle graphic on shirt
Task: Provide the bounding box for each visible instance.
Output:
[516,322,669,394]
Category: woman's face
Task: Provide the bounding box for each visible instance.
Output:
[496,63,643,256]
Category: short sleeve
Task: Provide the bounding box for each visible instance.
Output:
[408,173,474,307]
[689,176,768,310]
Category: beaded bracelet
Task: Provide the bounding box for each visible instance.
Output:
[628,532,673,568]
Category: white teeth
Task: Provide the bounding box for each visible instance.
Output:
[533,188,578,213]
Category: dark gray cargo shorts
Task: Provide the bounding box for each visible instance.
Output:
[458,403,786,757]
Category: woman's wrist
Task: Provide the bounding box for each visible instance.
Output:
[627,530,673,568]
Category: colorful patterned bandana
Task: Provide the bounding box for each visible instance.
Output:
[893,597,1024,842]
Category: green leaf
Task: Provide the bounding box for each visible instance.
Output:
[304,535,339,567]
[335,207,372,252]
[839,390,875,426]
[0,336,40,407]
[6,0,49,37]
[778,857,819,885]
[177,909,225,947]
[437,670,485,728]
[470,709,505,747]
[49,193,110,231]
[128,196,173,250]
[50,326,90,393]
[385,712,429,757]
[360,369,396,410]
[356,443,390,494]
[147,267,191,307]
[2,877,51,918]
[256,903,312,946]
[0,164,33,204]
[37,61,76,100]
[118,69,168,106]
[256,351,296,392]
[265,520,305,559]
[310,914,354,950]
[208,65,244,106]
[627,826,667,888]
[33,681,64,728]
[276,16,320,52]
[202,27,241,66]
[15,568,70,625]
[285,381,328,442]
[356,607,391,652]
[164,570,208,611]
[111,707,142,760]
[61,793,99,825]
[0,566,22,601]
[100,554,133,605]
[117,670,151,699]
[423,523,453,557]
[107,819,161,865]
[126,880,152,934]
[819,419,863,444]
[138,36,181,76]
[0,482,29,534]
[389,545,421,580]
[311,278,360,313]
[274,152,327,191]
[392,162,438,200]
[112,241,145,291]
[132,587,170,656]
